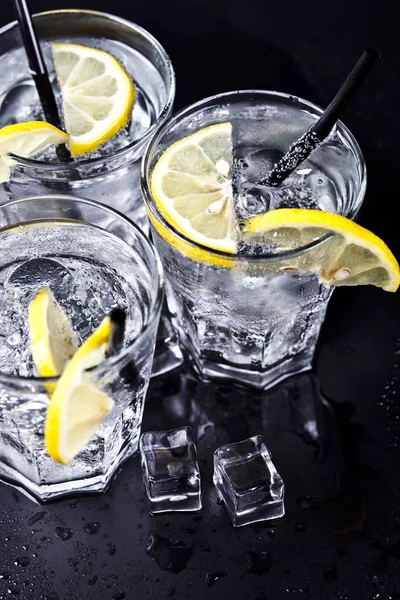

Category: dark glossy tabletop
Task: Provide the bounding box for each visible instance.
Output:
[1,0,400,599]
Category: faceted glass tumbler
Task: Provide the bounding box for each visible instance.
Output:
[213,435,284,526]
[0,196,163,502]
[140,426,202,513]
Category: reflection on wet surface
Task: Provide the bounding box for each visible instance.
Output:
[146,532,194,573]
[0,360,397,599]
[144,363,390,536]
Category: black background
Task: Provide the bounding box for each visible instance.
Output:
[1,1,400,599]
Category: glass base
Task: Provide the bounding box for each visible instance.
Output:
[151,304,183,377]
[151,335,183,377]
[0,441,138,503]
[186,350,314,390]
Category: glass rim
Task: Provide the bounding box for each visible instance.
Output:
[0,8,176,170]
[141,88,367,262]
[0,194,164,387]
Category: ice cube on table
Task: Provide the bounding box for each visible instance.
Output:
[213,435,284,527]
[139,426,202,513]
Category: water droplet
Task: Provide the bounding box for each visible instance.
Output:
[267,529,275,538]
[55,527,74,541]
[28,511,46,526]
[87,575,97,586]
[84,522,100,534]
[146,533,194,573]
[247,551,273,575]
[107,543,116,556]
[14,557,30,567]
[206,571,227,587]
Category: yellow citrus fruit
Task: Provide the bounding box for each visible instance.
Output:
[243,208,400,291]
[29,287,77,391]
[150,122,236,255]
[52,43,135,157]
[0,121,69,182]
[45,315,114,465]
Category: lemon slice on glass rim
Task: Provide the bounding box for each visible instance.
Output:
[52,43,136,157]
[242,208,400,292]
[150,122,399,290]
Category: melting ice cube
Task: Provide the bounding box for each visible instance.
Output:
[213,435,284,526]
[140,426,201,513]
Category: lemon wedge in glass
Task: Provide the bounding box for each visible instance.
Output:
[150,122,236,253]
[29,287,77,390]
[52,43,135,157]
[44,315,114,465]
[0,121,69,182]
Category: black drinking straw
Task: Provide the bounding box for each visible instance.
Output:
[12,0,71,162]
[263,48,380,187]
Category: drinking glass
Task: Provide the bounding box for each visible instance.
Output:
[0,9,176,232]
[0,195,163,501]
[141,90,366,389]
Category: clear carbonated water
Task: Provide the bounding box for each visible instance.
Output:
[150,94,364,388]
[0,42,158,157]
[0,35,169,227]
[0,219,156,501]
[234,150,330,219]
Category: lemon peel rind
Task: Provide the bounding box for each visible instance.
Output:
[45,315,114,465]
[243,208,400,292]
[150,122,237,255]
[52,43,136,157]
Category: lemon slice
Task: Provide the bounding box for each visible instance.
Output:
[0,121,69,183]
[52,43,136,157]
[243,208,400,292]
[45,315,114,465]
[29,288,77,389]
[151,122,237,253]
